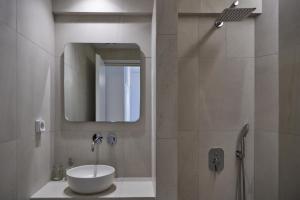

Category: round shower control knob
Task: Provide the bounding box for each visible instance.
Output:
[107,133,117,145]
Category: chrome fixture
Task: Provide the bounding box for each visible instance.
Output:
[215,1,256,28]
[107,133,117,145]
[91,133,103,152]
[209,148,224,172]
[236,123,249,200]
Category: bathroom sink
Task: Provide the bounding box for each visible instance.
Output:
[66,165,115,194]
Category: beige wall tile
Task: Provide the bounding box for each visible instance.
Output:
[255,0,278,56]
[178,17,198,58]
[226,19,255,58]
[239,0,262,13]
[178,131,199,200]
[178,56,199,131]
[17,0,54,54]
[279,134,300,200]
[157,0,177,35]
[201,0,231,13]
[17,131,52,200]
[156,186,177,200]
[156,139,177,189]
[120,16,152,57]
[198,17,226,59]
[17,35,54,134]
[254,131,278,200]
[122,131,152,177]
[0,140,17,200]
[55,15,151,57]
[0,0,16,29]
[157,35,177,138]
[177,0,201,14]
[0,23,17,143]
[16,35,54,199]
[198,58,254,131]
[279,62,300,133]
[255,55,279,131]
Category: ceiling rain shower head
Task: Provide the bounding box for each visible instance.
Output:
[215,1,256,28]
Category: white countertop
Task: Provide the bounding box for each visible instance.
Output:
[31,178,155,200]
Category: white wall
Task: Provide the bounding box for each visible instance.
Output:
[0,0,55,199]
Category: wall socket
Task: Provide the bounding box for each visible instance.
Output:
[35,120,46,134]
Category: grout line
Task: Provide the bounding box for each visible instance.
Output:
[16,32,55,57]
[255,53,278,58]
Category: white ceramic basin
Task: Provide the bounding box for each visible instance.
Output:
[66,165,115,194]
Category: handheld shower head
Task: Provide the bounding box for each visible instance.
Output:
[240,123,249,138]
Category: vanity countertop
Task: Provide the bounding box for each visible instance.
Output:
[31,178,155,200]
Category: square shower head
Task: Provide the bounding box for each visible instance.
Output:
[216,8,256,22]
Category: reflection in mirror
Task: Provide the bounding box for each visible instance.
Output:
[64,43,141,122]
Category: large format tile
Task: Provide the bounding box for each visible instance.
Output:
[156,139,177,190]
[0,0,16,29]
[255,0,278,56]
[120,16,152,57]
[239,0,262,13]
[17,35,54,200]
[55,15,121,56]
[122,131,151,177]
[226,19,255,58]
[17,132,52,200]
[255,55,279,131]
[198,58,254,131]
[17,0,54,54]
[157,0,177,35]
[279,61,300,133]
[178,56,199,131]
[0,140,17,200]
[156,186,177,200]
[200,0,231,13]
[55,15,151,57]
[177,0,201,13]
[178,131,199,200]
[178,17,198,58]
[0,23,17,143]
[121,0,153,13]
[157,35,177,138]
[198,17,226,59]
[17,35,54,134]
[254,131,278,200]
[279,134,300,200]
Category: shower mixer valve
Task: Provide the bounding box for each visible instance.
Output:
[209,148,224,172]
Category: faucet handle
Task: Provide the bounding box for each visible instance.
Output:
[92,133,103,143]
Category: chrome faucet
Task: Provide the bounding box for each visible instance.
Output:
[91,133,103,152]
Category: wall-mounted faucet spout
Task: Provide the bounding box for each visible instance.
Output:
[91,133,103,152]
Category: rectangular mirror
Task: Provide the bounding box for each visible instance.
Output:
[64,43,141,122]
